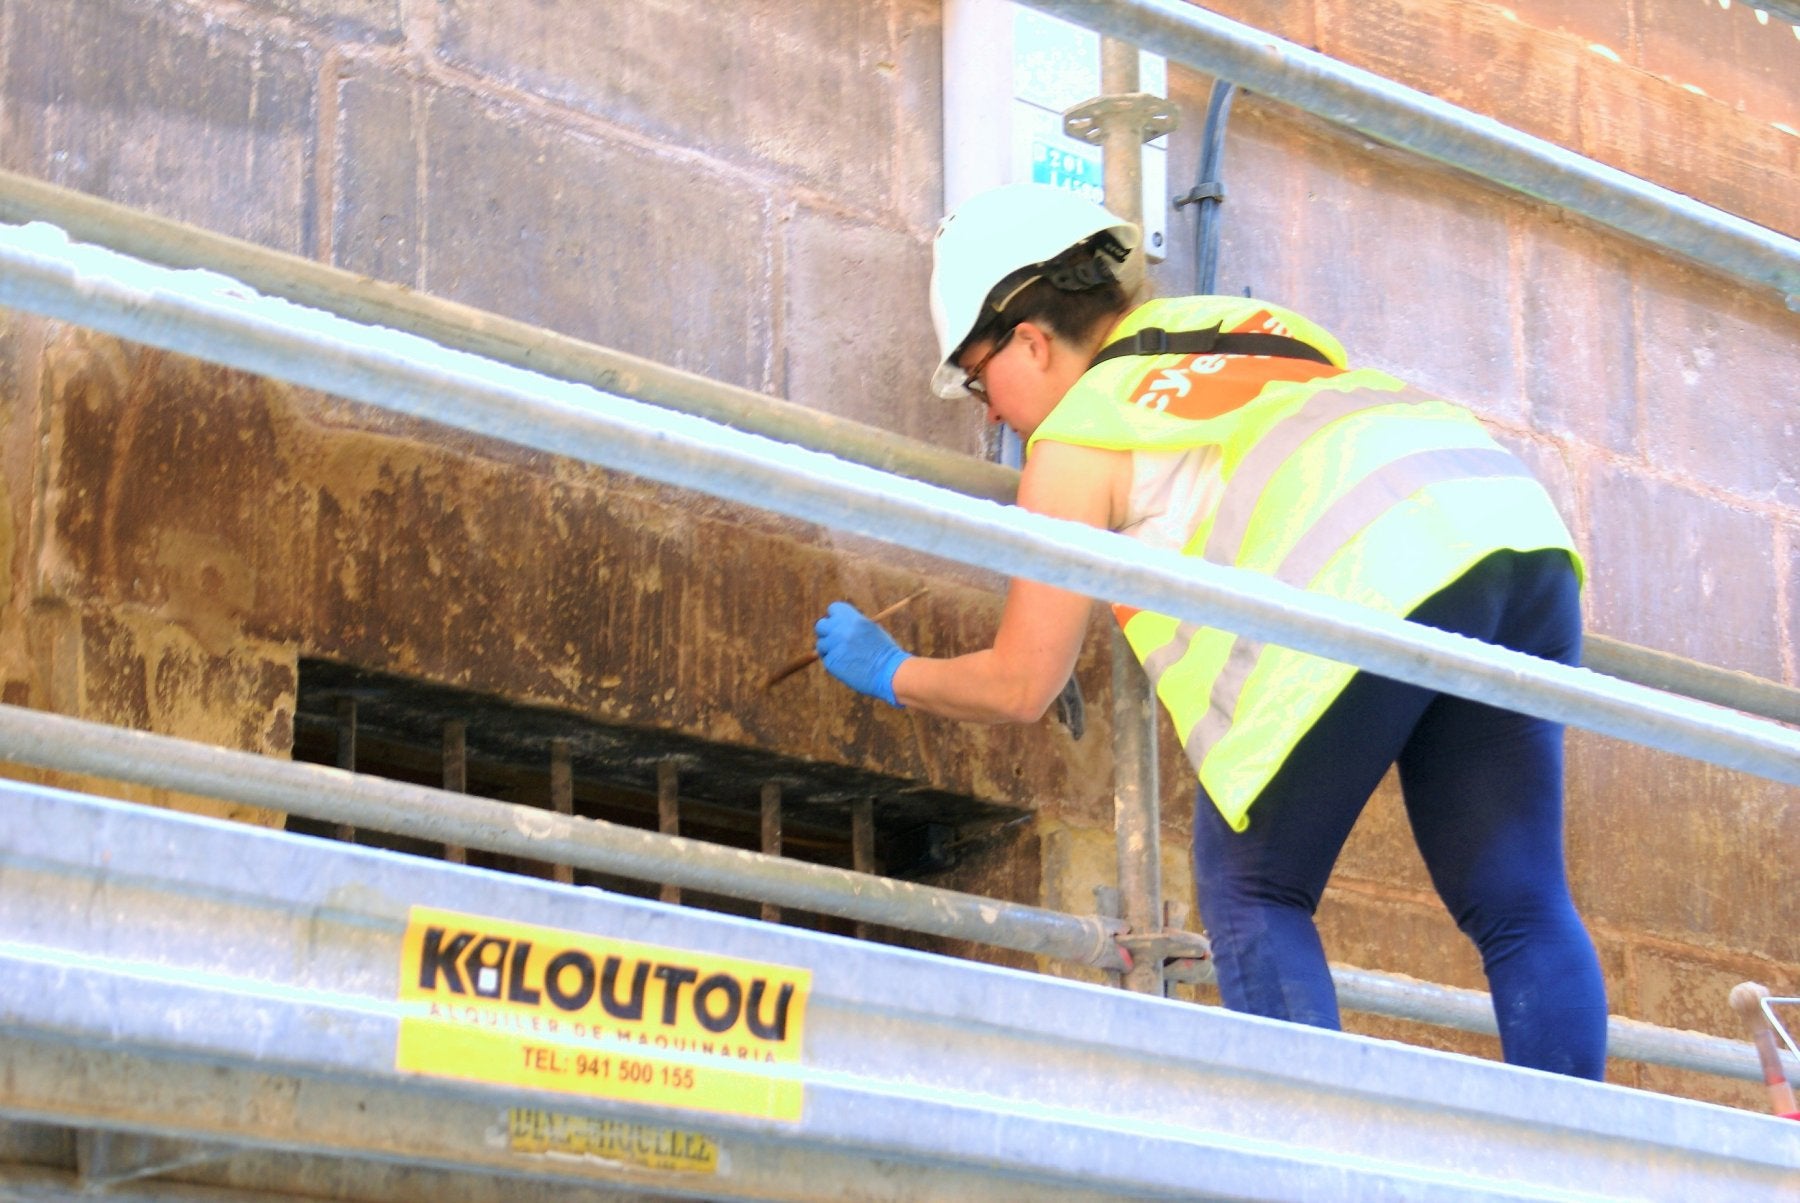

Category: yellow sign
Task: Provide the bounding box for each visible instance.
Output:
[395,906,810,1121]
[507,1108,719,1173]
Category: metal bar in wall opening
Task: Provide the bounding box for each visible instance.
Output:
[761,781,783,925]
[550,739,574,886]
[1017,0,1800,310]
[0,170,1792,727]
[658,760,682,906]
[332,697,357,845]
[442,719,468,865]
[852,798,876,942]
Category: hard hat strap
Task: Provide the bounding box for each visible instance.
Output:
[1088,325,1335,368]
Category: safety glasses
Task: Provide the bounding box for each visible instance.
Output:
[961,324,1018,399]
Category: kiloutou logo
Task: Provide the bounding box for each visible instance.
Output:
[414,925,798,1042]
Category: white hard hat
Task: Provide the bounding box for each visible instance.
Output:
[929,183,1142,399]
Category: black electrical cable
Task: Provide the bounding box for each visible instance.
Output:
[1174,79,1238,295]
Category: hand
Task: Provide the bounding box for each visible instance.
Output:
[813,602,911,707]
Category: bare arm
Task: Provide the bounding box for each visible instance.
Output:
[891,440,1128,723]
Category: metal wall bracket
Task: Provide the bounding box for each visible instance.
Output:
[1063,93,1179,145]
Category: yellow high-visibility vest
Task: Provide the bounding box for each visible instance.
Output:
[1031,297,1581,831]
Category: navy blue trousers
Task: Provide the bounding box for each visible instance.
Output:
[1193,549,1608,1079]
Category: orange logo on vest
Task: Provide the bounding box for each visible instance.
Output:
[1123,311,1339,420]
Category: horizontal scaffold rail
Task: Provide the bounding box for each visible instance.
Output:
[1022,0,1800,309]
[2,784,1796,1201]
[0,701,1785,1086]
[1,171,1793,726]
[1,221,1795,794]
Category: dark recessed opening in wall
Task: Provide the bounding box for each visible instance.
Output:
[286,659,1029,936]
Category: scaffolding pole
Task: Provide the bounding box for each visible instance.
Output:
[1094,35,1166,998]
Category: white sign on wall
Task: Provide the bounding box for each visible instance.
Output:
[945,0,1170,261]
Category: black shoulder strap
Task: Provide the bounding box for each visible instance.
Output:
[1090,324,1334,368]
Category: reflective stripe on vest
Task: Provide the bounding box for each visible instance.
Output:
[1133,387,1538,779]
[1141,385,1425,683]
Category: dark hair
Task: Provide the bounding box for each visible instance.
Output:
[997,273,1130,345]
[961,235,1135,358]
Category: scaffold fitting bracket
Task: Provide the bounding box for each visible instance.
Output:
[1063,92,1179,145]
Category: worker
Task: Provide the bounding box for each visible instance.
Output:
[813,182,1608,1079]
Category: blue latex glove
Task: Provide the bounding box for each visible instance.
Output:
[814,601,912,708]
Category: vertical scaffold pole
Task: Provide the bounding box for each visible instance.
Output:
[1097,35,1166,997]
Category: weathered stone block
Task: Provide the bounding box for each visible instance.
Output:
[16,599,294,828]
[1575,60,1799,239]
[332,71,421,287]
[889,0,949,235]
[0,313,35,626]
[1565,731,1800,964]
[783,207,962,449]
[1308,0,1797,238]
[1519,220,1641,456]
[1582,463,1780,676]
[1635,0,1799,134]
[437,0,924,215]
[1630,941,1800,1045]
[2,0,317,253]
[404,83,775,392]
[1280,124,1523,418]
[1318,0,1585,152]
[36,329,318,646]
[1635,266,1800,509]
[1491,0,1635,59]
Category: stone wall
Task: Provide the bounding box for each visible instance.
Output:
[0,0,1795,1114]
